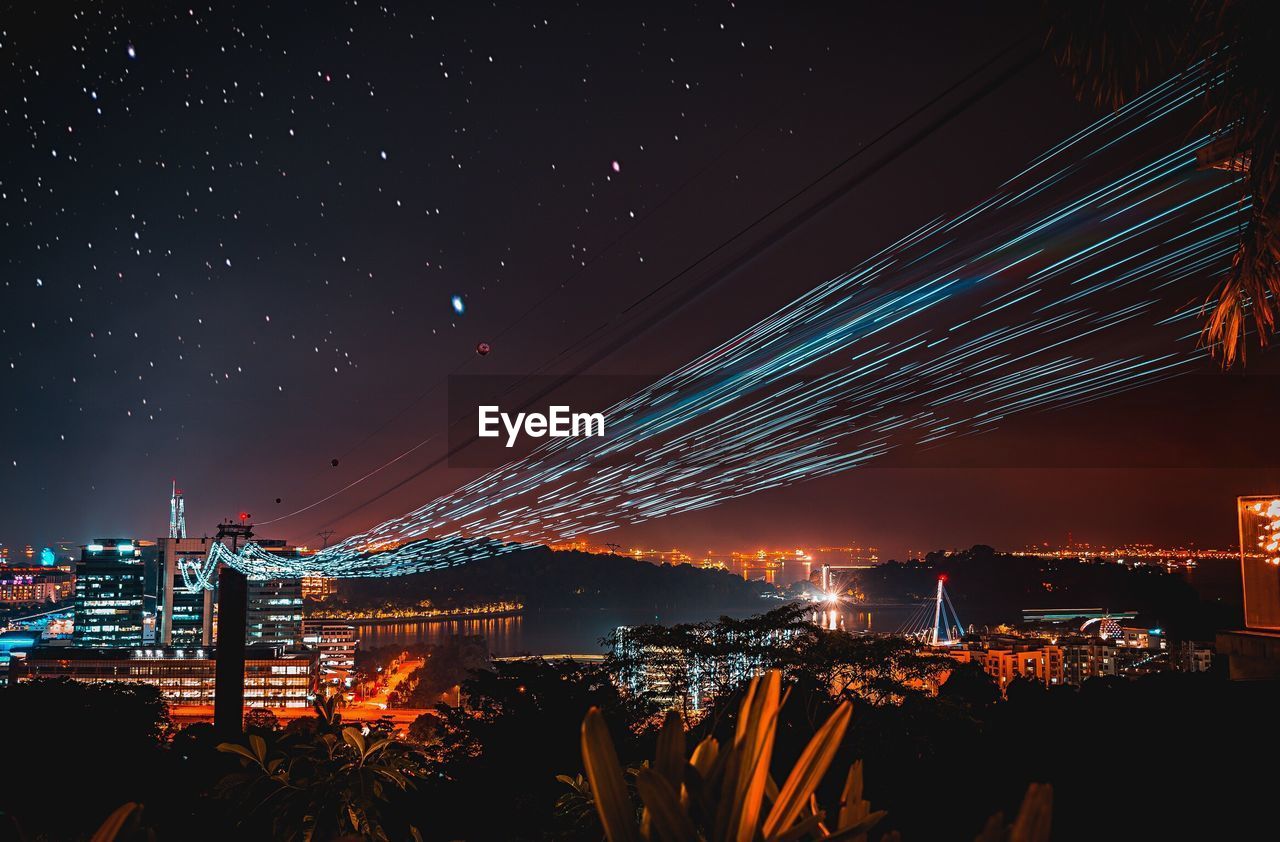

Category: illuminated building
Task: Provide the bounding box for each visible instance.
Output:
[0,566,73,605]
[949,644,1064,690]
[0,631,37,687]
[1061,640,1117,685]
[301,576,337,601]
[247,577,304,646]
[612,622,798,713]
[157,536,217,647]
[1175,641,1214,673]
[301,620,357,686]
[1115,624,1165,653]
[73,539,147,648]
[1097,617,1122,640]
[15,644,317,708]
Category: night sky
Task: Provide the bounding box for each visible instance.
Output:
[3,1,1278,561]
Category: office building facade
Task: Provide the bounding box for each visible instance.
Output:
[157,536,217,647]
[73,539,147,648]
[246,578,304,646]
[301,620,358,686]
[17,645,317,708]
[0,566,74,605]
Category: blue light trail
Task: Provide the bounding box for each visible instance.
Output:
[213,69,1245,581]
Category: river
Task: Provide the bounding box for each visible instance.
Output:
[354,602,923,656]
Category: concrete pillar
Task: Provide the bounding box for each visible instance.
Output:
[214,567,248,735]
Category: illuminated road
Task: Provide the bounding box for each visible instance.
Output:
[360,654,424,710]
[167,655,430,729]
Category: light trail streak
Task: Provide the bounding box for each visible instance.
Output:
[214,69,1245,581]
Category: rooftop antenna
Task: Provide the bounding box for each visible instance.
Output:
[169,480,187,539]
[216,515,254,555]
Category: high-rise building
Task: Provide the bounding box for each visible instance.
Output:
[73,539,147,648]
[301,620,358,686]
[157,536,218,647]
[1061,640,1118,685]
[247,578,304,647]
[949,644,1065,690]
[612,622,799,712]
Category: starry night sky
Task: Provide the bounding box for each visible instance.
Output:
[3,1,1278,559]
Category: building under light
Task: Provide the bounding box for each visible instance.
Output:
[300,620,357,686]
[301,575,338,601]
[247,577,304,647]
[0,566,74,605]
[612,622,799,713]
[1061,640,1118,685]
[157,536,218,647]
[948,644,1065,690]
[15,644,317,708]
[73,539,147,648]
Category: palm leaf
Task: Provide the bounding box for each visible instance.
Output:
[634,767,699,842]
[218,741,265,767]
[1009,783,1053,842]
[653,709,686,790]
[824,811,888,842]
[89,802,141,842]
[581,707,641,842]
[837,761,870,831]
[763,699,851,840]
[723,670,782,842]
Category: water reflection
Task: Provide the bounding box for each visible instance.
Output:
[355,602,924,657]
[814,605,913,633]
[704,557,813,587]
[356,610,713,656]
[357,615,525,654]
